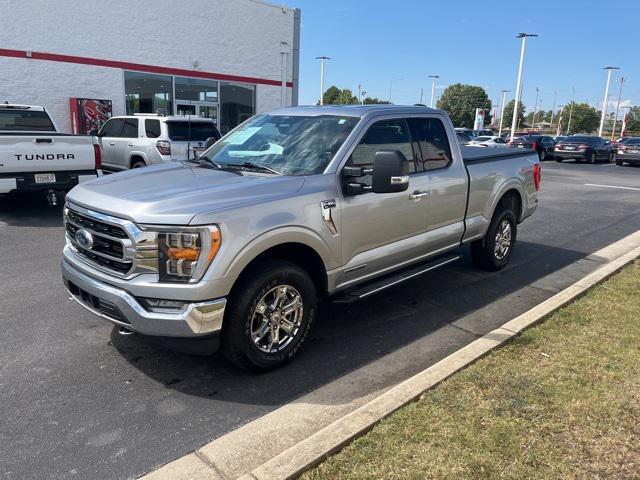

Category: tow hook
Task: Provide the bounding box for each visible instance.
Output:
[46,189,58,207]
[118,327,135,336]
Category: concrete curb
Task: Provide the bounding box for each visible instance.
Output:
[239,245,640,480]
[140,231,640,480]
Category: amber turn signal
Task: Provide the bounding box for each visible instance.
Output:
[208,229,221,262]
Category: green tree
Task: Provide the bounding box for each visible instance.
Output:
[322,86,358,105]
[436,83,492,128]
[565,102,600,134]
[624,106,640,133]
[502,100,526,130]
[363,97,390,105]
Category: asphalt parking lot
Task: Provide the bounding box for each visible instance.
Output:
[1,161,640,480]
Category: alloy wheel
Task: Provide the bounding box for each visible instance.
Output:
[250,285,304,354]
[494,219,512,260]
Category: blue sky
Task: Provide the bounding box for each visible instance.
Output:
[289,0,639,115]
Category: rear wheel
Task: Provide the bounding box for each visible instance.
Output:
[616,158,624,166]
[131,159,146,169]
[222,259,317,372]
[471,205,517,271]
[555,158,563,163]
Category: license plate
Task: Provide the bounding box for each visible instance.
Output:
[629,150,639,154]
[517,145,524,148]
[565,146,575,150]
[34,173,56,183]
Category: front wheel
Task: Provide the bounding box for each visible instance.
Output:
[471,207,517,271]
[221,259,317,372]
[587,151,595,164]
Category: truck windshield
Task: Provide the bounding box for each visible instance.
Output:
[202,114,359,175]
[0,110,55,131]
[167,122,219,142]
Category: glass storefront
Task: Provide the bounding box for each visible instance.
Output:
[124,71,173,115]
[124,71,256,132]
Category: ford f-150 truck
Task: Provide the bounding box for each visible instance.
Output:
[61,105,540,371]
[0,103,101,205]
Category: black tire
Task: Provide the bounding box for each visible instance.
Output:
[471,205,517,271]
[539,149,545,161]
[587,151,595,164]
[131,160,146,168]
[555,158,563,163]
[221,258,317,372]
[616,159,624,166]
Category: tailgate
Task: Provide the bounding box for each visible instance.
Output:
[0,135,96,174]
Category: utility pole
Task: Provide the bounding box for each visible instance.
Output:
[428,75,440,108]
[598,66,620,137]
[532,87,540,126]
[556,105,564,136]
[550,90,557,126]
[498,89,510,137]
[315,56,330,105]
[610,77,625,140]
[567,86,575,135]
[510,33,537,141]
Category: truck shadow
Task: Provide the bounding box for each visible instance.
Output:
[110,240,604,406]
[0,192,65,227]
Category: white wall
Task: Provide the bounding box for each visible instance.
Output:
[0,0,298,132]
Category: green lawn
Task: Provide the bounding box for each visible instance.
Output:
[303,261,640,480]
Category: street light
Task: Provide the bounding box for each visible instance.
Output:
[428,75,440,108]
[598,66,620,137]
[567,86,575,135]
[611,77,625,140]
[510,33,538,141]
[389,78,403,104]
[498,89,510,137]
[315,56,331,105]
[550,91,558,126]
[532,87,540,126]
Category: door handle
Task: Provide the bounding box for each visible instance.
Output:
[109,142,115,146]
[409,190,429,201]
[128,144,134,147]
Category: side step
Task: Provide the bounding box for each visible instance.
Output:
[334,254,461,302]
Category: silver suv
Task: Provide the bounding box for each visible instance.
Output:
[95,114,220,170]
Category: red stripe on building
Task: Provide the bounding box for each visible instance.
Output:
[0,48,294,87]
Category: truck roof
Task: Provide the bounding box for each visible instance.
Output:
[267,104,443,119]
[0,103,45,111]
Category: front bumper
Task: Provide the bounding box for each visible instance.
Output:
[61,258,226,338]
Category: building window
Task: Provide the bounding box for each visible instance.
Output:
[220,82,256,134]
[124,71,173,115]
[175,77,218,102]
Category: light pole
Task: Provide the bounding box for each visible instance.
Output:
[389,78,403,104]
[556,105,564,136]
[598,66,620,137]
[428,75,440,108]
[567,86,575,135]
[315,56,330,105]
[550,91,557,126]
[532,87,540,126]
[498,89,510,137]
[361,89,367,105]
[510,33,537,141]
[610,77,625,140]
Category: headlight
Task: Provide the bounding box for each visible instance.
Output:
[156,226,221,283]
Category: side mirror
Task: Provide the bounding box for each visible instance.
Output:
[371,150,409,194]
[204,136,217,149]
[89,128,99,136]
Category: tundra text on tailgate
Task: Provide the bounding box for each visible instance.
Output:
[61,105,540,371]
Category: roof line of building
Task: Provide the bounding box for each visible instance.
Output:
[0,48,294,88]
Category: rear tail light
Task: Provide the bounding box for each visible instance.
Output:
[156,140,171,156]
[531,141,538,150]
[618,145,627,151]
[93,144,102,170]
[578,144,589,150]
[533,163,541,192]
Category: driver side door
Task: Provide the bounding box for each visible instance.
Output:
[337,117,431,289]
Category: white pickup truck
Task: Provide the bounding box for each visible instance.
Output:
[0,103,102,205]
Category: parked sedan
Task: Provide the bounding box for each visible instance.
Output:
[467,135,508,147]
[554,135,612,164]
[611,136,633,153]
[615,137,640,166]
[509,135,556,160]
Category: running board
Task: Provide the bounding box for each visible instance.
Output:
[334,254,461,302]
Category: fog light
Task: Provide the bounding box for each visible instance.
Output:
[140,298,186,311]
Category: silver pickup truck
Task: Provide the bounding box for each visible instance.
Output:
[61,105,540,371]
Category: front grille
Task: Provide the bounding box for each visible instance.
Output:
[65,208,133,275]
[67,281,129,324]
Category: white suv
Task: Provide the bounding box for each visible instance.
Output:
[95,114,221,170]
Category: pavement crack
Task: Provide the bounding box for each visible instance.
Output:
[447,323,483,338]
[194,450,231,480]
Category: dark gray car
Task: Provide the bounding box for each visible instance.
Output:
[615,137,640,166]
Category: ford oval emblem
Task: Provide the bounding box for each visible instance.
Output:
[75,228,94,250]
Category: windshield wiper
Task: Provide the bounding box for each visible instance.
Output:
[185,156,242,175]
[226,162,283,175]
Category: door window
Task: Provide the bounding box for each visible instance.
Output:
[349,119,416,179]
[121,118,139,138]
[145,119,161,138]
[409,118,452,171]
[99,118,124,137]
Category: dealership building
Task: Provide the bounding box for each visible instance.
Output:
[0,0,300,134]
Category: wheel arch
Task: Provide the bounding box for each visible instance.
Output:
[129,153,148,168]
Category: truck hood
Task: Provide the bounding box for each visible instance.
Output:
[66,162,306,225]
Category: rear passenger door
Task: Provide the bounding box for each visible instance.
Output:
[409,117,468,253]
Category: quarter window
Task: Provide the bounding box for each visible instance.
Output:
[145,119,161,138]
[409,118,452,171]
